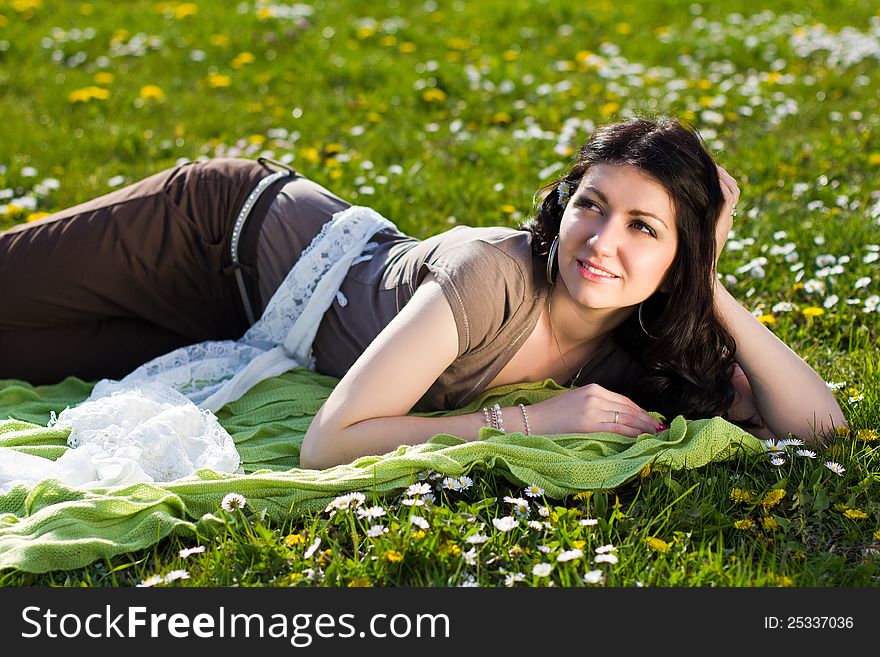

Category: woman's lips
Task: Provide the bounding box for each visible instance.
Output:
[578,260,620,280]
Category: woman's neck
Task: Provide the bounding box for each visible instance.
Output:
[547,282,631,354]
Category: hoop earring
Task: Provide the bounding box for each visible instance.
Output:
[638,301,658,339]
[546,235,560,285]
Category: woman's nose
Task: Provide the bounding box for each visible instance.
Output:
[587,218,624,256]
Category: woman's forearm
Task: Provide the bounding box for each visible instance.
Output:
[300,404,529,469]
[713,279,847,441]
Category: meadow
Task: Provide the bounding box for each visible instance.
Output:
[0,0,878,587]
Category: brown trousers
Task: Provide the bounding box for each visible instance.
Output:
[0,158,291,384]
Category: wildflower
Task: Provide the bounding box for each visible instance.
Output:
[410,515,429,530]
[492,516,519,532]
[465,532,488,545]
[136,575,164,588]
[843,509,869,520]
[463,548,478,566]
[528,520,544,531]
[206,73,231,88]
[221,492,246,512]
[760,516,780,531]
[761,489,786,509]
[366,524,389,538]
[406,482,432,496]
[579,518,599,527]
[139,85,165,101]
[504,572,526,587]
[164,569,190,583]
[178,545,206,559]
[573,491,592,502]
[325,492,366,514]
[441,476,462,491]
[421,88,447,103]
[356,505,386,520]
[796,449,817,458]
[762,439,785,454]
[411,530,427,540]
[595,544,617,554]
[524,484,545,498]
[825,461,845,476]
[779,437,804,448]
[384,550,404,563]
[644,537,670,553]
[583,570,605,585]
[729,488,752,503]
[770,456,786,467]
[537,506,551,518]
[594,553,619,565]
[347,577,373,587]
[284,533,307,547]
[873,529,880,541]
[304,538,321,559]
[802,307,825,318]
[532,563,552,577]
[557,548,584,562]
[401,497,425,507]
[857,429,879,442]
[458,475,474,490]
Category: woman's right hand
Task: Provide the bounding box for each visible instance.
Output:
[528,383,665,438]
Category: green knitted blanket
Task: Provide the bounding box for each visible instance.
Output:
[0,369,762,573]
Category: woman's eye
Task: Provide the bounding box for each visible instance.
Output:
[575,198,600,212]
[632,221,656,237]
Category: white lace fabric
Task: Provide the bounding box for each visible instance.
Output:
[0,205,396,492]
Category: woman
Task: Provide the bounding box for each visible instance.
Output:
[0,118,847,469]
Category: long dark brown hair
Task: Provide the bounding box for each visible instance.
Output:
[520,117,759,428]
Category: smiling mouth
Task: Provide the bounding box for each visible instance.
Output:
[578,260,619,278]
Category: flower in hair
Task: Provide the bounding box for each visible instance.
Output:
[556,180,574,207]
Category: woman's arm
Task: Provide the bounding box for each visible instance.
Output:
[713,278,847,443]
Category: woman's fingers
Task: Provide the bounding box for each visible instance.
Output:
[604,405,664,436]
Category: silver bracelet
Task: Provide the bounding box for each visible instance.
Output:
[518,403,531,436]
[491,403,505,432]
[482,407,492,428]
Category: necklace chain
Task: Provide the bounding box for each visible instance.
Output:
[548,292,588,389]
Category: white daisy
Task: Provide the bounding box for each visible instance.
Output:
[532,563,552,577]
[178,545,206,559]
[579,518,599,527]
[770,456,786,467]
[825,461,845,476]
[796,449,817,459]
[221,492,246,512]
[583,570,605,584]
[366,525,389,538]
[780,437,804,448]
[406,482,432,496]
[463,548,478,566]
[164,569,190,583]
[595,544,617,554]
[324,492,366,513]
[528,520,544,531]
[441,476,462,491]
[557,548,584,562]
[356,505,386,520]
[762,439,784,455]
[504,572,526,587]
[537,545,551,554]
[537,506,551,518]
[524,484,545,498]
[465,533,489,545]
[401,497,425,507]
[136,575,164,588]
[410,515,429,530]
[458,475,474,490]
[594,553,619,565]
[304,537,322,559]
[492,516,519,532]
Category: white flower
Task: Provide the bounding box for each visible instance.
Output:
[406,482,432,496]
[855,276,871,289]
[458,475,474,490]
[441,476,462,491]
[537,506,551,518]
[524,484,545,497]
[356,505,386,520]
[325,492,366,513]
[770,456,786,467]
[178,545,206,559]
[528,520,544,531]
[221,492,247,512]
[366,524,389,538]
[583,570,605,584]
[532,563,553,577]
[823,294,839,309]
[465,533,489,545]
[401,498,425,507]
[304,537,322,559]
[825,461,845,476]
[410,515,429,530]
[462,548,478,566]
[504,572,526,587]
[595,544,617,554]
[579,518,599,527]
[796,449,817,459]
[164,569,190,583]
[492,516,519,532]
[537,545,551,554]
[779,438,804,447]
[762,439,784,454]
[594,553,619,565]
[136,575,164,588]
[557,548,584,562]
[457,574,479,587]
[504,495,529,508]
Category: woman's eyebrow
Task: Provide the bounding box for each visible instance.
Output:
[582,185,669,229]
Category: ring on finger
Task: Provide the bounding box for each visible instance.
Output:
[731,205,738,217]
[613,411,619,424]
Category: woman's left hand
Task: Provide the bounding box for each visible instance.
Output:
[715,165,740,270]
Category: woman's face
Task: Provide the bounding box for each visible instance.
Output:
[556,163,678,314]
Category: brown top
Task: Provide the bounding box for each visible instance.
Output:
[309,224,645,412]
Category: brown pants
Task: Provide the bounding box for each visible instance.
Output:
[0,158,291,384]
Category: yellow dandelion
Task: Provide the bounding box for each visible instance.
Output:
[206,73,231,88]
[347,577,373,587]
[733,519,753,530]
[446,37,470,51]
[174,2,198,19]
[572,540,585,549]
[245,102,264,113]
[210,34,231,47]
[3,204,22,215]
[356,25,376,40]
[421,88,447,103]
[573,491,592,502]
[318,548,333,567]
[775,575,794,586]
[232,51,255,68]
[615,22,632,35]
[873,529,880,541]
[757,314,775,325]
[384,550,403,563]
[492,111,513,125]
[503,49,519,61]
[835,426,851,438]
[12,0,42,12]
[26,212,51,223]
[600,102,620,117]
[255,6,271,20]
[303,147,320,164]
[79,3,93,16]
[399,42,417,53]
[324,143,343,155]
[367,111,383,123]
[760,516,779,531]
[639,462,652,479]
[283,533,306,547]
[644,536,670,553]
[869,153,880,166]
[729,488,752,504]
[856,429,878,442]
[139,85,165,101]
[833,503,849,512]
[766,71,782,85]
[500,204,517,214]
[442,543,461,557]
[843,509,869,520]
[801,307,824,318]
[411,529,426,540]
[248,134,266,145]
[696,79,712,90]
[93,72,114,85]
[760,489,786,510]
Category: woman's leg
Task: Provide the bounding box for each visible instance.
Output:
[0,158,276,384]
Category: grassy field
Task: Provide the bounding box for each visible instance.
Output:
[0,0,878,587]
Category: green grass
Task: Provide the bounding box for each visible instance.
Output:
[1,0,878,587]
